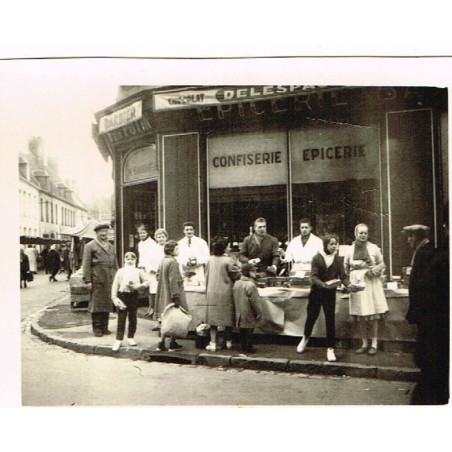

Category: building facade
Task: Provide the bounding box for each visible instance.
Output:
[93,85,448,278]
[19,137,88,242]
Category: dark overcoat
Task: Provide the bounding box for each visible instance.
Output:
[82,239,118,313]
[406,241,436,324]
[239,233,280,271]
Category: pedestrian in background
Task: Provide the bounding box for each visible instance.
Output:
[344,223,388,355]
[296,234,351,362]
[40,246,50,274]
[82,224,118,337]
[111,252,150,352]
[233,263,262,354]
[155,240,187,352]
[204,237,240,352]
[48,244,61,282]
[20,248,30,289]
[25,245,38,274]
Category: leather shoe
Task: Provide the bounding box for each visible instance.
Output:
[355,346,367,354]
[368,347,377,355]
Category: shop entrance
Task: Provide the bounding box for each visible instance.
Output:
[122,181,157,254]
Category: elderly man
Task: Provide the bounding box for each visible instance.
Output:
[284,218,323,274]
[239,217,280,274]
[177,221,210,286]
[82,223,118,337]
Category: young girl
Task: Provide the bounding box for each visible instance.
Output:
[233,263,262,354]
[111,252,150,351]
[296,234,351,362]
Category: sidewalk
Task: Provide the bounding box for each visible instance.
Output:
[30,298,420,382]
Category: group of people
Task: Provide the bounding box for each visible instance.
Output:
[79,214,449,404]
[19,243,69,287]
[80,218,392,361]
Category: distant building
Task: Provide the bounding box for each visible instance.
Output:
[19,137,88,243]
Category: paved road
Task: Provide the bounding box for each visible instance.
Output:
[18,272,415,406]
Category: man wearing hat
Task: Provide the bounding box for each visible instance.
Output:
[82,223,118,337]
[402,224,436,325]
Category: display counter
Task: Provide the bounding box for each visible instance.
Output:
[185,286,415,342]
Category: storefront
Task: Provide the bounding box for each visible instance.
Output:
[93,85,448,280]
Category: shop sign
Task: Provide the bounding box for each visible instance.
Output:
[123,146,157,184]
[290,124,379,183]
[208,132,287,189]
[99,100,142,134]
[154,86,331,111]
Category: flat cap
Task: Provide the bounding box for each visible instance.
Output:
[402,224,430,235]
[94,223,111,232]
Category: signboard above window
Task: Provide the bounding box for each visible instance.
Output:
[208,132,287,189]
[290,124,380,183]
[123,146,157,185]
[99,100,142,134]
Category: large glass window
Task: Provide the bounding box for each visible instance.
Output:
[289,123,382,246]
[208,132,288,244]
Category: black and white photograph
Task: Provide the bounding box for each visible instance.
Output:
[1,3,452,452]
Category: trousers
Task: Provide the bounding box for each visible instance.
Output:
[92,312,110,336]
[116,292,139,340]
[304,288,336,348]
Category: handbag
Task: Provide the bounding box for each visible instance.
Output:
[26,271,34,282]
[161,303,192,338]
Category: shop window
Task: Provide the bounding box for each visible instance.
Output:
[290,124,381,246]
[386,109,435,276]
[208,132,288,244]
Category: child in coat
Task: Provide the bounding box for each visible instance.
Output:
[111,252,150,351]
[233,263,262,354]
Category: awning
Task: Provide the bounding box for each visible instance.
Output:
[20,236,65,245]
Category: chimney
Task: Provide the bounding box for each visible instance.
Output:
[28,137,46,168]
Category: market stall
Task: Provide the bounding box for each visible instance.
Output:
[185,285,413,343]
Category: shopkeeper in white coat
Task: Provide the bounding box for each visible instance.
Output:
[284,218,323,274]
[177,221,210,286]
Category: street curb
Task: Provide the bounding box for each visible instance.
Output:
[29,311,420,383]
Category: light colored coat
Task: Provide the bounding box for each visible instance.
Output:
[285,233,323,272]
[233,277,262,329]
[205,255,240,327]
[82,238,118,313]
[177,235,210,285]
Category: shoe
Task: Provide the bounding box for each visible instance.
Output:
[112,340,122,352]
[327,348,336,362]
[94,332,103,337]
[169,342,183,352]
[103,330,112,335]
[355,346,367,354]
[155,341,167,351]
[368,347,377,355]
[128,338,137,346]
[205,342,217,352]
[152,324,160,331]
[296,336,309,353]
[226,340,233,350]
[49,276,52,281]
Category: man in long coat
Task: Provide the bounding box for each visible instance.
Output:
[82,224,118,337]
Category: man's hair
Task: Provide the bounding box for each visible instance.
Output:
[299,218,312,226]
[183,221,195,229]
[254,217,267,225]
